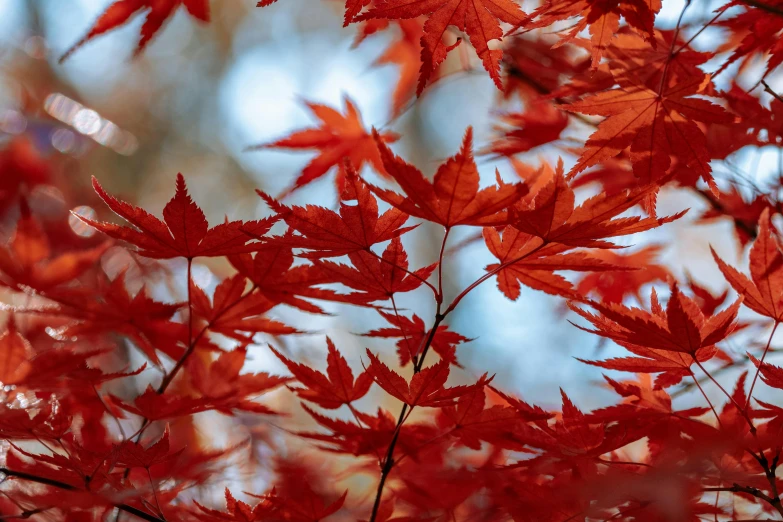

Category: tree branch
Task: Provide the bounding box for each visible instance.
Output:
[0,468,166,522]
[703,482,783,518]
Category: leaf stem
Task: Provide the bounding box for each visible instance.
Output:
[437,228,451,304]
[443,241,547,316]
[690,372,724,429]
[657,0,692,96]
[693,357,755,431]
[747,321,779,410]
[368,248,439,298]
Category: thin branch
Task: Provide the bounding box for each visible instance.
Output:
[690,372,724,429]
[762,80,783,104]
[747,321,780,410]
[368,248,439,298]
[0,468,165,522]
[693,357,755,431]
[703,483,783,518]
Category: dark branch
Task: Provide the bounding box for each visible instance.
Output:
[0,468,166,522]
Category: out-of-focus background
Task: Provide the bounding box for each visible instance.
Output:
[1,0,781,415]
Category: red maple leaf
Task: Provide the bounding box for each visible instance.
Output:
[247,97,398,197]
[363,310,470,367]
[228,244,348,314]
[0,319,31,385]
[436,386,532,450]
[79,174,274,259]
[573,245,672,303]
[43,272,187,365]
[270,338,373,409]
[523,0,662,67]
[0,199,109,291]
[562,73,734,193]
[508,160,682,246]
[60,0,210,62]
[483,101,570,157]
[359,0,526,92]
[572,285,741,386]
[371,127,528,228]
[190,274,298,340]
[712,209,783,321]
[115,427,182,469]
[483,225,624,300]
[750,354,783,390]
[312,237,436,304]
[716,0,783,76]
[258,168,415,258]
[364,351,481,407]
[184,348,291,415]
[354,20,429,117]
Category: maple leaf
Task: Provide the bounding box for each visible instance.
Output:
[572,285,741,385]
[716,0,783,76]
[573,244,672,303]
[698,187,773,249]
[596,29,713,98]
[47,271,187,365]
[0,319,31,385]
[547,390,610,457]
[359,0,526,92]
[483,226,625,300]
[185,348,291,415]
[686,275,729,317]
[115,427,182,469]
[113,385,211,420]
[436,386,531,450]
[300,403,439,458]
[0,137,50,215]
[523,0,662,67]
[518,391,646,475]
[363,310,470,367]
[190,274,298,340]
[0,398,71,441]
[561,73,734,192]
[0,199,109,291]
[712,209,783,321]
[488,385,554,422]
[372,127,528,228]
[270,338,373,409]
[60,0,210,62]
[364,351,481,407]
[354,20,428,117]
[17,347,146,391]
[508,160,683,246]
[250,484,348,522]
[258,168,415,258]
[247,97,398,197]
[78,174,274,259]
[721,82,783,147]
[194,487,269,521]
[483,101,570,157]
[749,354,783,390]
[312,237,436,304]
[586,375,708,444]
[228,244,357,314]
[501,34,590,102]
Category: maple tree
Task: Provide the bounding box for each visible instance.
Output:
[2,0,783,521]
